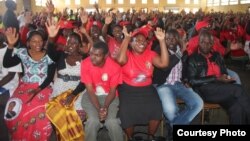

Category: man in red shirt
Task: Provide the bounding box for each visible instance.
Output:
[80,41,124,141]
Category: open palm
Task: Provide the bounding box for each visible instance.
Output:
[46,19,60,38]
[154,27,165,41]
[5,28,18,48]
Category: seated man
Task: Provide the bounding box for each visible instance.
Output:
[187,30,250,124]
[153,29,203,141]
[187,20,241,84]
[80,41,124,141]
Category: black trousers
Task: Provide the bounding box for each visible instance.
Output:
[0,91,10,141]
[196,83,250,124]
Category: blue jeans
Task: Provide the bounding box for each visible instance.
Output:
[156,82,203,126]
[227,68,241,84]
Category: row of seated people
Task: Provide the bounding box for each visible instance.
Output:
[1,22,250,141]
[1,1,250,140]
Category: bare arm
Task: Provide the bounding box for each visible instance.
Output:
[85,84,101,111]
[103,87,116,109]
[0,72,16,87]
[102,14,113,40]
[152,28,169,68]
[116,26,131,65]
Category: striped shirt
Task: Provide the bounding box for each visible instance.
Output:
[165,46,183,85]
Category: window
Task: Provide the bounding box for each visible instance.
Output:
[65,0,70,5]
[241,0,250,4]
[153,0,159,4]
[118,0,124,4]
[85,8,96,13]
[90,0,98,4]
[130,0,136,4]
[75,0,81,5]
[229,0,238,5]
[184,8,190,13]
[185,0,190,4]
[167,0,176,4]
[106,0,112,4]
[35,0,46,6]
[213,0,220,6]
[192,8,199,13]
[193,0,199,4]
[221,0,229,5]
[142,0,147,4]
[0,0,16,1]
[207,0,212,6]
[118,8,124,12]
[207,0,220,6]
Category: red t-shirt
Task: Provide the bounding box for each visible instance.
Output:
[220,30,237,42]
[81,57,122,96]
[122,49,157,87]
[107,36,122,59]
[205,54,221,77]
[187,35,226,56]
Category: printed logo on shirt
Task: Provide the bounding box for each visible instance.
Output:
[145,61,152,70]
[96,85,107,95]
[102,73,108,81]
[133,73,146,83]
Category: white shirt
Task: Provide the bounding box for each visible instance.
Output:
[0,45,22,96]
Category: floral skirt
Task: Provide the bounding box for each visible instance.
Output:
[4,82,52,141]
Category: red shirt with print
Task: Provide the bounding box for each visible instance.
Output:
[81,57,122,96]
[107,36,122,59]
[122,49,157,87]
[205,53,221,77]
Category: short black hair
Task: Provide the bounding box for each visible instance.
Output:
[26,30,45,41]
[198,30,214,44]
[68,32,82,46]
[166,29,181,40]
[93,41,109,55]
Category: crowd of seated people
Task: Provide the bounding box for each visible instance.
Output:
[1,0,250,141]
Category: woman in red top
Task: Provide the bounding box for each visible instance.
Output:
[116,27,169,140]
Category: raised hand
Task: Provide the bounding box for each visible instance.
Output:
[105,14,113,25]
[45,18,60,38]
[154,27,165,41]
[93,2,99,10]
[79,10,88,24]
[24,12,32,25]
[122,26,132,38]
[46,0,54,14]
[5,28,18,48]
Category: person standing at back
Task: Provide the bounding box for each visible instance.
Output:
[3,0,19,33]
